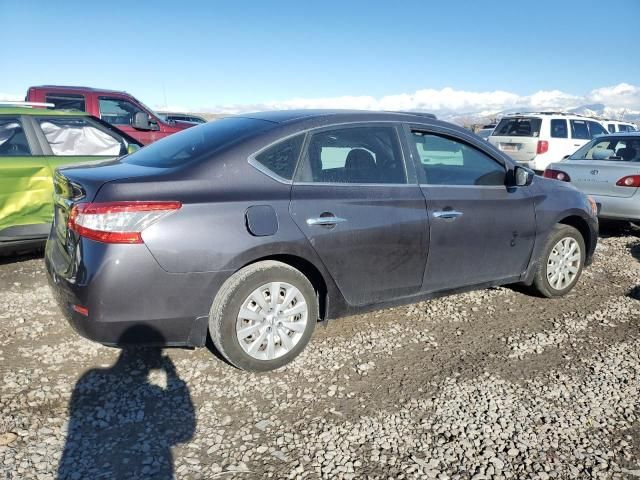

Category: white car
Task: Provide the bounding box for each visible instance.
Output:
[603,120,638,133]
[488,113,609,172]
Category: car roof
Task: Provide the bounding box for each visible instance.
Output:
[30,85,130,95]
[598,131,640,137]
[0,107,89,116]
[235,109,441,125]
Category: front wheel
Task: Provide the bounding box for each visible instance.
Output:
[209,261,317,371]
[531,224,585,298]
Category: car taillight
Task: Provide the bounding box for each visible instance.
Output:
[615,175,640,187]
[536,140,549,154]
[543,169,571,182]
[68,201,181,244]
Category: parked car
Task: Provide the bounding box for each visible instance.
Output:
[477,124,496,140]
[0,104,142,253]
[158,112,207,124]
[544,132,640,223]
[489,112,609,172]
[46,110,598,371]
[26,86,195,145]
[604,120,638,133]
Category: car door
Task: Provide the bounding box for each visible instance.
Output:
[0,115,53,238]
[406,124,536,293]
[289,123,429,306]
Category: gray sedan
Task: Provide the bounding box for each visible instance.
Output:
[46,110,598,371]
[545,132,640,223]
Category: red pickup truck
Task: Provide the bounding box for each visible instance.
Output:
[26,86,194,145]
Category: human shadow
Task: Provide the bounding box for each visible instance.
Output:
[57,325,196,479]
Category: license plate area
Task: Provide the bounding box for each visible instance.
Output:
[500,143,519,152]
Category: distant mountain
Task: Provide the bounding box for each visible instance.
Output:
[439,103,640,125]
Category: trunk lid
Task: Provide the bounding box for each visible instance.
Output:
[557,160,640,198]
[52,161,172,255]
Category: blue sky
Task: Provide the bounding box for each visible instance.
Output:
[2,0,640,115]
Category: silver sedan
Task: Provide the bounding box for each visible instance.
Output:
[545,132,640,222]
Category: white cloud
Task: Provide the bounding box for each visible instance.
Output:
[0,92,23,102]
[189,83,640,122]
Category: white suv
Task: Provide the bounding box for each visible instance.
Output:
[488,112,609,172]
[604,120,638,133]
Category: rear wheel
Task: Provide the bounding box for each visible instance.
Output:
[209,261,317,371]
[531,224,585,298]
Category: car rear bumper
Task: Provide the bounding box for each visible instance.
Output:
[45,237,232,347]
[591,192,640,221]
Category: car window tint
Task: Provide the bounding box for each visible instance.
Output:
[124,117,272,168]
[253,134,304,180]
[0,117,31,156]
[618,125,628,132]
[296,126,406,184]
[550,119,568,138]
[607,124,616,133]
[570,120,590,140]
[45,93,86,111]
[38,117,125,156]
[588,121,608,138]
[493,118,542,137]
[99,97,144,125]
[411,131,505,186]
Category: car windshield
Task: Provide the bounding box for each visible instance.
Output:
[492,117,542,137]
[123,117,273,168]
[569,136,640,162]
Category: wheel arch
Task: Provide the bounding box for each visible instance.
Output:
[557,214,594,255]
[241,254,331,320]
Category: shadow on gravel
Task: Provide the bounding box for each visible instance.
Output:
[0,248,43,266]
[57,326,196,479]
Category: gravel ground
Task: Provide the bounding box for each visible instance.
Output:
[0,226,639,479]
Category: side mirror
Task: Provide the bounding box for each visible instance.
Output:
[132,111,152,130]
[127,143,141,154]
[514,165,534,187]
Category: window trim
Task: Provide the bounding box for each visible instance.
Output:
[405,124,509,187]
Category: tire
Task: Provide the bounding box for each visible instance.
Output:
[531,224,586,298]
[209,261,318,372]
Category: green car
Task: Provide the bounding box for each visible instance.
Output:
[0,106,142,253]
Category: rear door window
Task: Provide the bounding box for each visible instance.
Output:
[37,117,125,156]
[493,118,542,137]
[0,117,31,156]
[295,126,406,184]
[588,121,608,138]
[607,123,616,133]
[570,120,590,140]
[550,119,568,138]
[45,93,86,111]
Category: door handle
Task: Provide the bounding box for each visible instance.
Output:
[306,216,347,226]
[433,210,463,219]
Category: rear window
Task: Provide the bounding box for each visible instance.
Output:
[492,118,542,137]
[570,136,640,161]
[123,117,272,168]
